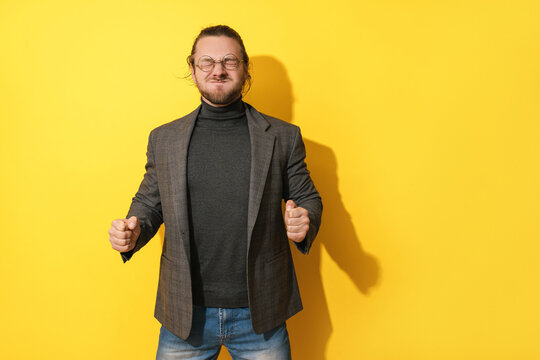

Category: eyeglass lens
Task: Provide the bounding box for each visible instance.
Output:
[198,55,240,71]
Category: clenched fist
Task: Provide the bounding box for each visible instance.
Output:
[108,216,141,253]
[284,200,310,243]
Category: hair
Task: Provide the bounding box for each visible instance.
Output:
[186,25,252,94]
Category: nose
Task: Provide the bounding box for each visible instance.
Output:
[211,60,227,76]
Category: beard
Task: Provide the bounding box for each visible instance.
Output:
[196,73,246,106]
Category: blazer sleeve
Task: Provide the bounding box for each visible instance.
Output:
[120,130,164,263]
[283,126,322,255]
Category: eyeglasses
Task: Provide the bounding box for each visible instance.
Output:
[196,54,244,72]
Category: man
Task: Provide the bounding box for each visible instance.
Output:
[108,25,322,359]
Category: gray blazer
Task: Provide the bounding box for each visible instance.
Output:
[121,102,322,340]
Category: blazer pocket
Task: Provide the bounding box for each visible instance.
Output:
[160,252,178,266]
[266,249,288,266]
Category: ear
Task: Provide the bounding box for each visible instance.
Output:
[189,65,197,84]
[242,65,250,85]
[243,62,251,80]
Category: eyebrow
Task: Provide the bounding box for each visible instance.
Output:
[198,53,239,60]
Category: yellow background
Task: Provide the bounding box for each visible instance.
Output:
[1,0,539,359]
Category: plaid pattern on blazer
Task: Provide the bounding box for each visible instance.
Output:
[120,102,322,340]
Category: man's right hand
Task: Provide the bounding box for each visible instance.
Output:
[108,216,141,253]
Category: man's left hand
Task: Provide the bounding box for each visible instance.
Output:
[284,200,310,243]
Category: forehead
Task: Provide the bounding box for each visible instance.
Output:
[194,36,242,59]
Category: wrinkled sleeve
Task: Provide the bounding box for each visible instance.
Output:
[283,127,322,254]
[120,130,164,263]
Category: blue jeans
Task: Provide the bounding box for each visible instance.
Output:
[156,306,292,360]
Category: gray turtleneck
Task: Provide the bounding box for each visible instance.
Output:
[187,97,251,308]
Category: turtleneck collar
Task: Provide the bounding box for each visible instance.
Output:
[197,96,246,128]
[199,96,244,117]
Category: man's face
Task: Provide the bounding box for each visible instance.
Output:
[190,36,248,107]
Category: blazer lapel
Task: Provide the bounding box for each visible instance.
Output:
[245,103,276,250]
[169,106,200,261]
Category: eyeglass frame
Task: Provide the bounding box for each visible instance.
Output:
[193,54,245,72]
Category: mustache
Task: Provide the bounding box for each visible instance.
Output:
[211,74,230,81]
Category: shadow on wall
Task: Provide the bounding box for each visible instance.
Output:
[244,56,381,359]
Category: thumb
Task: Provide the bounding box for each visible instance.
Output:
[286,200,296,210]
[126,216,139,230]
